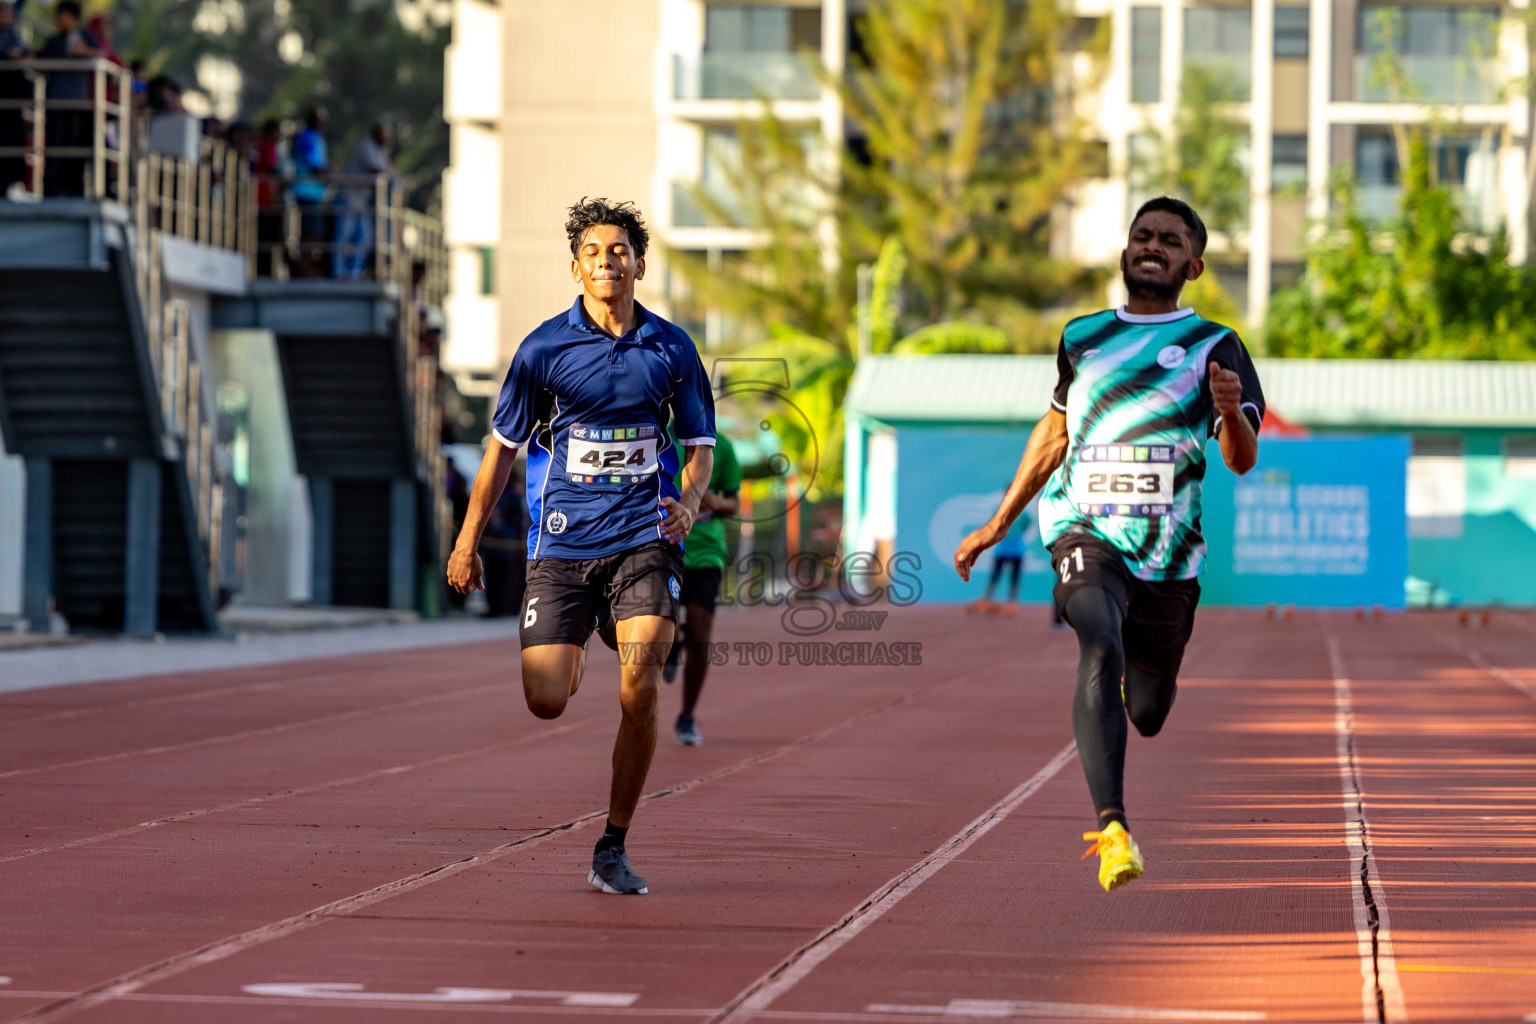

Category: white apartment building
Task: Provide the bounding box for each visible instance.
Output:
[442,0,1532,387]
[1066,0,1531,321]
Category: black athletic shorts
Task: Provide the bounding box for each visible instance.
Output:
[1049,533,1200,677]
[519,540,684,649]
[679,566,724,612]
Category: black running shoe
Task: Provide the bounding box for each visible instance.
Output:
[662,640,683,683]
[674,713,701,746]
[589,846,648,894]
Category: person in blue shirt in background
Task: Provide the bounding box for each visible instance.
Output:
[982,509,1028,613]
[447,198,715,897]
[290,105,330,273]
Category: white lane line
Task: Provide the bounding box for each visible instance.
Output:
[1324,628,1407,1024]
[0,716,598,866]
[866,998,1264,1020]
[0,682,505,781]
[242,983,638,1006]
[708,742,1079,1024]
[9,688,929,1023]
[1429,632,1536,703]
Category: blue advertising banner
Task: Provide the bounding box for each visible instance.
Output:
[1200,435,1409,608]
[893,428,1408,608]
[894,426,1053,605]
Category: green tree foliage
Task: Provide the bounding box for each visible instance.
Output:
[674,0,1108,498]
[674,0,1106,351]
[1265,132,1536,360]
[841,0,1104,330]
[117,0,447,206]
[1134,63,1249,239]
[725,238,1011,501]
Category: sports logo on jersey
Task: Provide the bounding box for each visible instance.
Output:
[1157,344,1186,369]
[572,426,588,439]
[668,576,681,600]
[546,510,568,534]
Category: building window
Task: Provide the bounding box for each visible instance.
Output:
[1274,6,1309,59]
[1272,134,1308,189]
[1408,434,1465,538]
[1130,7,1161,103]
[676,3,822,100]
[1355,128,1498,226]
[705,4,821,55]
[1356,5,1499,103]
[477,247,495,296]
[1184,5,1252,100]
[1504,435,1536,481]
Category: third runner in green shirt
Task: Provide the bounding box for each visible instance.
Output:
[665,433,742,745]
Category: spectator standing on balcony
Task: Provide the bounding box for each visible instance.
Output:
[291,104,330,274]
[40,0,101,197]
[146,74,182,114]
[0,2,24,57]
[127,60,147,119]
[253,117,288,274]
[85,12,118,65]
[332,122,397,280]
[0,2,27,197]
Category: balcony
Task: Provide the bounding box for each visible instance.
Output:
[1353,54,1499,105]
[672,52,821,102]
[671,180,752,229]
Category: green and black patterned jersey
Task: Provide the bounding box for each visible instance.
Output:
[1036,307,1265,581]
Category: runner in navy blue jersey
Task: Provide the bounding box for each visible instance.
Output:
[448,198,715,895]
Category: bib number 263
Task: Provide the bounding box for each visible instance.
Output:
[1084,472,1162,495]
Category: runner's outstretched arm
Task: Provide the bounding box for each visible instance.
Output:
[954,410,1069,582]
[660,444,714,543]
[446,441,519,593]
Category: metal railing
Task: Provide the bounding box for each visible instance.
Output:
[252,171,449,495]
[0,58,131,201]
[140,137,255,260]
[0,58,450,607]
[251,172,409,284]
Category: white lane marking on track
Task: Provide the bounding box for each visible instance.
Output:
[1429,632,1536,703]
[242,983,637,1006]
[708,742,1079,1024]
[1325,628,1408,1024]
[0,717,597,866]
[0,683,505,781]
[8,689,929,1023]
[865,998,1264,1020]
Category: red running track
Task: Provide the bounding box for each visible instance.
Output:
[0,605,1533,1023]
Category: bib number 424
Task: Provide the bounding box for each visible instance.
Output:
[579,448,648,470]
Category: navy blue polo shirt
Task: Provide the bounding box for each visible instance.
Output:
[491,297,716,560]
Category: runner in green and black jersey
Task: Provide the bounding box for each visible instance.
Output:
[954,197,1265,892]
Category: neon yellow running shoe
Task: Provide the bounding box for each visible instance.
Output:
[1081,821,1143,892]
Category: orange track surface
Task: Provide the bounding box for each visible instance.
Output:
[0,606,1531,1023]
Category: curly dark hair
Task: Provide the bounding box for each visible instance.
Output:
[565,197,650,261]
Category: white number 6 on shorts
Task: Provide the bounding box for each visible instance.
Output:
[523,597,539,628]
